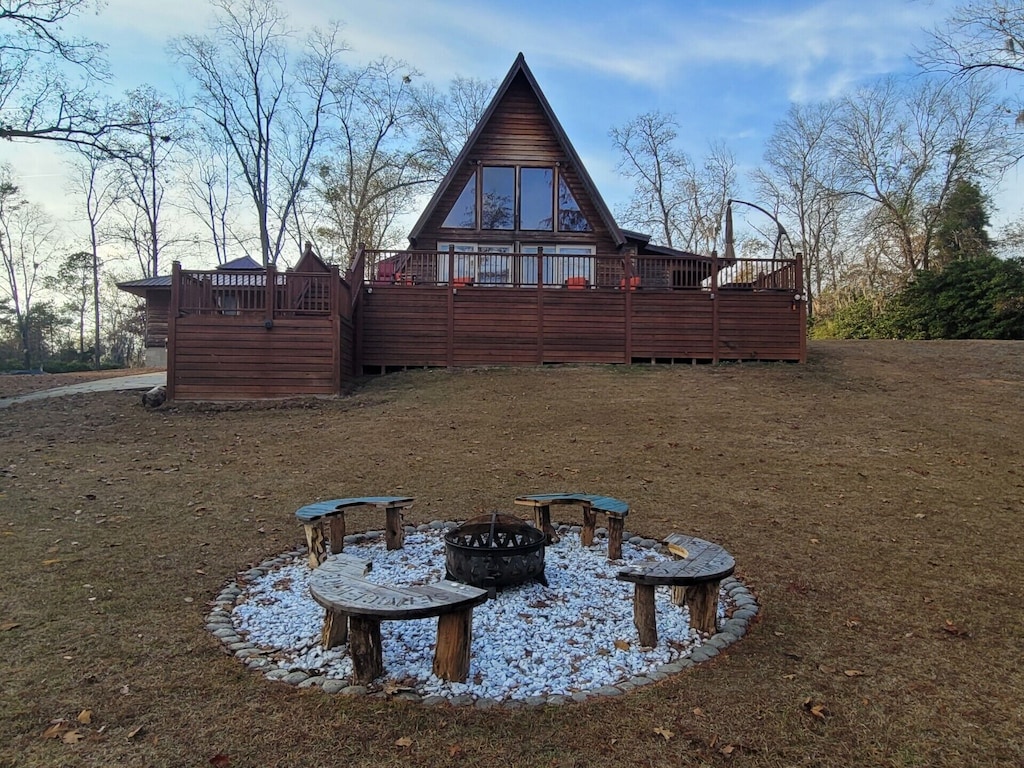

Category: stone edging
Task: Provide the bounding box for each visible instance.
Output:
[205,521,760,707]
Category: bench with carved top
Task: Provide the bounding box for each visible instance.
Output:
[616,534,735,643]
[295,496,414,567]
[513,493,630,559]
[308,553,489,684]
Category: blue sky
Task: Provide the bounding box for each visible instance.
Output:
[7,0,1023,264]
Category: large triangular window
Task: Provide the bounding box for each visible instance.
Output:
[442,174,477,228]
[558,177,592,232]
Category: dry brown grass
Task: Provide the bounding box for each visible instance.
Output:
[1,340,1022,768]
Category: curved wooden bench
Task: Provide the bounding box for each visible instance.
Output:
[616,534,735,643]
[295,496,414,567]
[309,553,488,684]
[514,493,630,559]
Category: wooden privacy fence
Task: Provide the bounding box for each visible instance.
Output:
[360,249,807,368]
[166,262,353,400]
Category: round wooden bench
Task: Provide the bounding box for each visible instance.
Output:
[513,493,630,559]
[616,534,735,643]
[308,553,489,684]
[295,496,414,567]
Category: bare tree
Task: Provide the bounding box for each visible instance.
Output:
[411,75,495,178]
[830,77,1011,277]
[919,1,1024,124]
[171,0,347,266]
[106,86,189,277]
[753,101,848,317]
[315,58,434,264]
[0,166,60,367]
[66,146,118,365]
[0,0,143,148]
[179,124,243,264]
[611,111,735,252]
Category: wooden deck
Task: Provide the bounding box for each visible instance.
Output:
[165,249,805,400]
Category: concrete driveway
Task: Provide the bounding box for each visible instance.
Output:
[0,372,166,409]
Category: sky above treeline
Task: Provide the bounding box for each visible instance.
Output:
[6,0,1022,267]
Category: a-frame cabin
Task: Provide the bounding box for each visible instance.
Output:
[155,54,805,400]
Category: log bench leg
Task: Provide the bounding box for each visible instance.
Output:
[432,607,474,683]
[685,580,721,634]
[581,503,596,547]
[322,609,348,648]
[385,505,405,551]
[607,515,625,560]
[633,583,658,647]
[533,504,558,543]
[349,616,383,684]
[304,523,328,568]
[328,513,346,554]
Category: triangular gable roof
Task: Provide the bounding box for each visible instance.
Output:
[408,53,625,248]
[218,255,263,270]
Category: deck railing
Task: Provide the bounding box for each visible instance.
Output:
[171,263,343,318]
[363,248,801,292]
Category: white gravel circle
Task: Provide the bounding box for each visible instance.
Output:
[230,528,733,701]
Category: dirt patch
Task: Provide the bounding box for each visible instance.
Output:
[0,340,1022,768]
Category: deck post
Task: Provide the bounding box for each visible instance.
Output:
[265,263,276,324]
[623,253,634,364]
[166,261,180,400]
[447,245,455,368]
[330,264,343,393]
[796,251,807,364]
[536,247,544,364]
[711,252,720,364]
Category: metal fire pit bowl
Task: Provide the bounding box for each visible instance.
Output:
[444,512,548,595]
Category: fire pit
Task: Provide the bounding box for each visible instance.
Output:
[444,512,547,594]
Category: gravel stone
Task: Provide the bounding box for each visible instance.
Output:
[474,697,499,709]
[282,671,309,685]
[571,691,591,703]
[629,676,654,687]
[593,685,623,696]
[298,676,325,689]
[421,695,448,706]
[546,695,567,706]
[448,694,474,707]
[322,679,347,694]
[266,669,291,681]
[340,685,367,696]
[524,695,547,707]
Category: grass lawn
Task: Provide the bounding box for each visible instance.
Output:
[1,340,1022,768]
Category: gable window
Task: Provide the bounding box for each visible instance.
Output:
[520,168,553,230]
[442,175,477,228]
[558,177,592,232]
[481,166,514,229]
[440,165,590,233]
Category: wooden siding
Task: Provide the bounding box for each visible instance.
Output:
[172,316,338,399]
[146,292,170,348]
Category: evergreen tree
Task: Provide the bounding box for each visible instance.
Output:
[935,179,992,266]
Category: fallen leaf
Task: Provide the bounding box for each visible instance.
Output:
[692,707,704,717]
[720,744,736,756]
[941,620,969,637]
[395,736,413,747]
[120,684,130,695]
[448,744,464,757]
[62,730,85,744]
[802,698,830,720]
[126,725,144,740]
[653,727,674,741]
[817,664,836,674]
[41,558,62,566]
[843,669,865,677]
[209,754,230,767]
[0,622,20,631]
[613,639,630,652]
[41,722,67,739]
[77,710,92,724]
[809,538,819,544]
